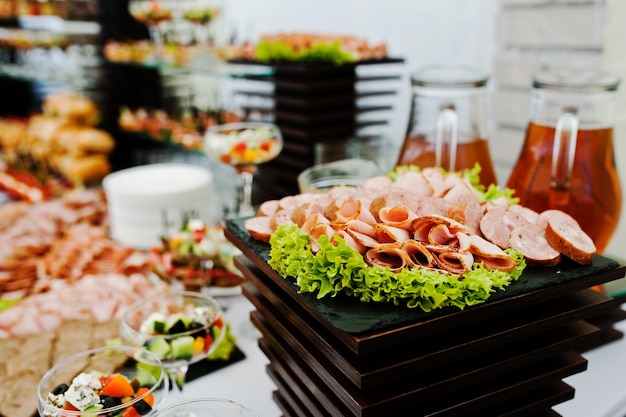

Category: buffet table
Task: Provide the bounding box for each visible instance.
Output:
[180,292,626,417]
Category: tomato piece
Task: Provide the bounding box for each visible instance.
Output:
[260,141,272,152]
[63,402,79,411]
[232,141,247,154]
[192,229,205,243]
[99,374,114,387]
[100,373,135,398]
[203,333,214,354]
[211,316,224,329]
[135,387,155,407]
[122,406,142,417]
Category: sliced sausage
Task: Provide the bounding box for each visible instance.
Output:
[244,216,274,243]
[479,206,510,249]
[544,211,596,265]
[509,224,561,266]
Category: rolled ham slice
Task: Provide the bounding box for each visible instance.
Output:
[374,223,411,244]
[457,232,517,272]
[378,205,417,230]
[392,170,433,197]
[433,250,474,275]
[335,199,378,225]
[412,215,471,244]
[364,243,410,273]
[402,239,436,268]
[346,228,384,249]
[332,229,366,254]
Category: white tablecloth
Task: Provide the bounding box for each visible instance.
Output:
[180,294,626,417]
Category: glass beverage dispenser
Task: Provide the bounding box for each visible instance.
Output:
[506,69,622,253]
[396,65,498,187]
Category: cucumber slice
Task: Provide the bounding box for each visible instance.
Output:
[146,336,171,360]
[139,312,166,334]
[171,336,195,361]
[81,404,103,417]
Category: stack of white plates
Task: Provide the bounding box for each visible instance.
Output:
[103,163,215,249]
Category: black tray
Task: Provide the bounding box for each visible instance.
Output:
[225,218,625,353]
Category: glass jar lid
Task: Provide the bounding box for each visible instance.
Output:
[411,65,488,88]
[533,68,621,92]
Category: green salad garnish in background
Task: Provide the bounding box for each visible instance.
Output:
[255,40,356,65]
[268,225,526,312]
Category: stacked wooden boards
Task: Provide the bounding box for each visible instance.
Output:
[225,218,626,417]
[231,58,405,198]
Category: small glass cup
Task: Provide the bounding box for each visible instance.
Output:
[297,158,381,193]
[37,345,169,417]
[154,398,259,417]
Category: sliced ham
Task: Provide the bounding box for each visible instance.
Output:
[332,230,366,254]
[412,215,471,244]
[346,228,384,249]
[369,189,421,221]
[457,233,517,272]
[363,175,393,190]
[309,223,336,253]
[335,199,377,225]
[378,205,417,230]
[364,243,409,272]
[392,170,433,197]
[300,211,329,234]
[509,224,561,266]
[402,240,436,268]
[291,202,325,227]
[344,219,377,238]
[434,250,474,275]
[374,223,411,244]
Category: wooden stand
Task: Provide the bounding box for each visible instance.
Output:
[225,219,626,417]
[232,58,405,197]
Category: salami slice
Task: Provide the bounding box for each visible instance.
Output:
[509,224,561,266]
[544,211,596,265]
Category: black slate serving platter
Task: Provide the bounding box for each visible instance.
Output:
[225,218,625,351]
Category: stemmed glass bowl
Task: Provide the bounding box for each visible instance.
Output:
[37,345,169,417]
[120,291,225,402]
[204,122,283,217]
[180,0,222,53]
[154,398,259,417]
[128,0,176,59]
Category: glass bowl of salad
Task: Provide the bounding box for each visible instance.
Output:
[120,291,225,398]
[37,345,169,417]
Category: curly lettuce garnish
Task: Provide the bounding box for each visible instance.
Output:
[255,40,356,65]
[269,224,526,312]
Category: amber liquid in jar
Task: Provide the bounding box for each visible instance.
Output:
[396,134,498,187]
[506,122,622,252]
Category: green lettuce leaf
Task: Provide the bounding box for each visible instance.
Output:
[255,40,356,65]
[268,225,526,312]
